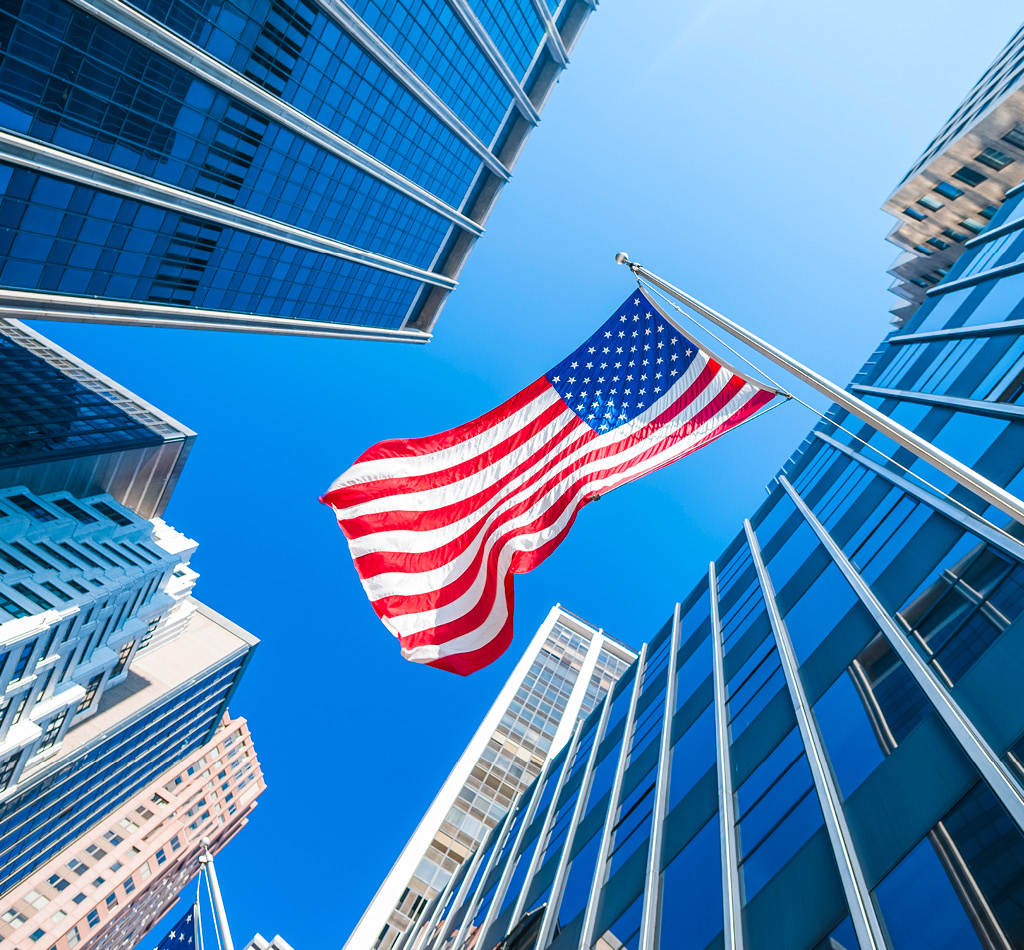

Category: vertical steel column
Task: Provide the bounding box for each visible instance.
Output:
[452,801,523,950]
[744,519,887,950]
[779,475,1024,831]
[534,684,617,950]
[813,431,1024,564]
[436,818,497,950]
[709,566,746,950]
[639,604,683,950]
[471,790,530,950]
[578,643,649,950]
[509,723,585,927]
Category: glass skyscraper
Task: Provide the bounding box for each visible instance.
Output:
[0,317,194,519]
[0,0,594,340]
[349,607,634,950]
[397,105,1024,950]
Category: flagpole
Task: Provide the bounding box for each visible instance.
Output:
[199,837,236,950]
[617,254,1024,526]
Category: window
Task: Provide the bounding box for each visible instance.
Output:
[123,876,135,895]
[67,925,81,948]
[0,593,29,620]
[24,891,48,910]
[928,237,951,250]
[66,858,87,876]
[105,893,118,910]
[29,927,45,941]
[977,147,1014,170]
[11,693,29,726]
[51,910,66,923]
[72,893,86,904]
[12,584,50,611]
[38,712,67,752]
[961,217,986,234]
[170,834,181,851]
[77,675,103,713]
[1004,125,1024,149]
[54,499,97,524]
[111,641,135,677]
[40,582,70,603]
[942,228,968,243]
[47,874,69,892]
[155,848,167,865]
[92,502,132,527]
[917,194,944,211]
[86,910,99,928]
[2,909,27,927]
[914,244,935,255]
[103,830,123,847]
[934,181,964,199]
[84,844,106,861]
[8,494,56,521]
[980,205,998,219]
[952,166,987,187]
[12,643,35,680]
[0,754,19,792]
[903,206,927,221]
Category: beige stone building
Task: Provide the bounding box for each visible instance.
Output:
[883,22,1024,325]
[0,714,263,950]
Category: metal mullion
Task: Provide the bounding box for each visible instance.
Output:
[437,823,495,949]
[534,685,616,949]
[578,643,649,950]
[399,866,458,950]
[890,318,1024,346]
[0,131,455,290]
[471,789,531,950]
[639,604,682,950]
[316,0,511,178]
[526,0,570,66]
[509,722,584,928]
[710,564,745,950]
[779,474,1024,832]
[813,431,1024,564]
[849,384,1024,421]
[452,798,523,950]
[745,519,890,950]
[440,0,541,124]
[69,0,484,231]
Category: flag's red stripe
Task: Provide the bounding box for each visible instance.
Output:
[332,410,586,537]
[350,368,756,581]
[384,388,777,651]
[346,377,551,465]
[338,360,729,545]
[373,392,773,638]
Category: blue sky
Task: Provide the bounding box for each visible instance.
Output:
[30,1,1024,946]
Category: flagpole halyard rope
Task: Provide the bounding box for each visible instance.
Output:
[635,271,1023,551]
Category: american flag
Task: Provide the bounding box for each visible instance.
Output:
[322,290,776,674]
[151,904,198,949]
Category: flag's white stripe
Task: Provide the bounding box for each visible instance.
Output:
[356,379,759,611]
[330,401,582,520]
[332,385,561,489]
[346,359,730,561]
[393,389,762,658]
[329,349,713,514]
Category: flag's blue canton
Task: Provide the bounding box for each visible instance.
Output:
[152,904,198,949]
[546,290,700,433]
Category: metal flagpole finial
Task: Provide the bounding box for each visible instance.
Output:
[614,251,639,272]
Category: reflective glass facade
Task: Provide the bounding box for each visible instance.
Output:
[0,317,195,519]
[349,608,634,950]
[402,182,1024,950]
[0,0,594,339]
